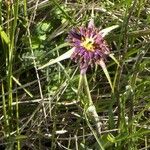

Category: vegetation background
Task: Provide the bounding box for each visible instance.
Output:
[0,0,150,149]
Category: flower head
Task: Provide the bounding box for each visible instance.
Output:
[68,21,110,74]
[38,20,118,92]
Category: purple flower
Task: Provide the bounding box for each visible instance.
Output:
[68,22,110,74]
[38,21,118,92]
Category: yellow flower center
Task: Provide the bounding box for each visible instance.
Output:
[81,37,95,52]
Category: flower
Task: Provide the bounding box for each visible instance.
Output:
[38,20,118,92]
[68,21,110,74]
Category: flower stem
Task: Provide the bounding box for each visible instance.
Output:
[82,74,93,106]
[79,73,102,135]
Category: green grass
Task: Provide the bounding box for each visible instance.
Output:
[0,0,150,149]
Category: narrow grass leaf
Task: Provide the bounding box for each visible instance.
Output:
[44,42,69,57]
[50,0,75,24]
[12,76,33,98]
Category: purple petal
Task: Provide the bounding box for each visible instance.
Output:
[89,52,94,58]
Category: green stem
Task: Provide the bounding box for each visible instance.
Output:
[2,82,9,135]
[78,73,102,135]
[85,113,104,150]
[82,74,93,106]
[16,94,20,150]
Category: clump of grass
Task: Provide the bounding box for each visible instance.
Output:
[0,0,150,149]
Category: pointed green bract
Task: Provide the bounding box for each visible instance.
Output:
[100,25,119,37]
[109,53,120,66]
[38,48,74,69]
[98,59,114,93]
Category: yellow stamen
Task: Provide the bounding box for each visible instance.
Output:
[81,37,95,52]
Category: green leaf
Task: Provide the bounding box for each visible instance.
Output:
[107,134,116,143]
[0,25,10,44]
[15,135,27,140]
[36,22,51,35]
